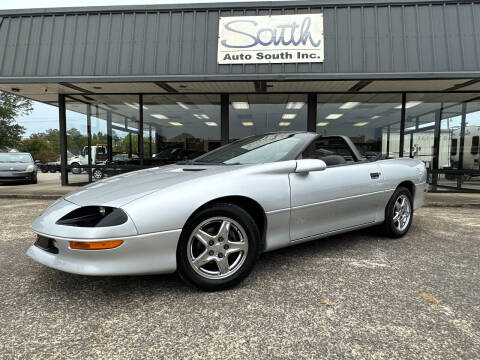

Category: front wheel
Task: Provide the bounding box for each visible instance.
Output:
[176,203,260,291]
[382,187,413,238]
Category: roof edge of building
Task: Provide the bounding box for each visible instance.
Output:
[0,0,474,17]
[1,72,480,84]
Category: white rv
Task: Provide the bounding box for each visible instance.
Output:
[449,126,480,172]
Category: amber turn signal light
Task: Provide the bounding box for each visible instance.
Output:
[70,240,123,250]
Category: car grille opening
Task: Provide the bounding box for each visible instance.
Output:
[34,235,58,254]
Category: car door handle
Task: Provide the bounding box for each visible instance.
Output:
[370,172,381,179]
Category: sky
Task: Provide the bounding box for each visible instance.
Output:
[5,0,267,137]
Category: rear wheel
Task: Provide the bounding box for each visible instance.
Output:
[177,203,259,291]
[70,163,81,174]
[382,187,413,238]
[92,168,104,180]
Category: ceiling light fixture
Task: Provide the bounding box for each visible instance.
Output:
[278,122,291,126]
[205,122,218,126]
[316,122,329,127]
[133,102,148,110]
[395,101,423,109]
[242,121,254,126]
[371,115,381,119]
[340,101,360,109]
[177,102,189,110]
[286,102,305,109]
[151,114,168,120]
[124,102,139,110]
[169,121,183,126]
[282,114,296,120]
[325,113,343,119]
[232,102,250,110]
[353,122,369,127]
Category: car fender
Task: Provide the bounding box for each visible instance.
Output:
[122,161,297,238]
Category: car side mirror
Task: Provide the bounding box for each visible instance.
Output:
[34,160,41,164]
[295,159,327,173]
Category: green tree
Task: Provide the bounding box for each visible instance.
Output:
[19,136,57,163]
[66,128,88,155]
[31,128,60,154]
[0,91,32,150]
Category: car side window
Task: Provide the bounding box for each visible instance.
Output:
[471,136,479,155]
[302,137,356,167]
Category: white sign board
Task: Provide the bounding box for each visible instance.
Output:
[217,14,324,64]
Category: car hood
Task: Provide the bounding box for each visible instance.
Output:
[0,162,30,171]
[64,164,240,207]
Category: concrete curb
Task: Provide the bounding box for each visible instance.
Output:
[0,194,64,200]
[423,203,480,209]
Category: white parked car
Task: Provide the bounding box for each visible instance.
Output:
[28,132,427,291]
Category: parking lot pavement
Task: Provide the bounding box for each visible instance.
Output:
[0,173,80,198]
[0,199,479,360]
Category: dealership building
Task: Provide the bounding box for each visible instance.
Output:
[0,0,479,191]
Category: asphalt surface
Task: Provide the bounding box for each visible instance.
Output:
[0,198,479,360]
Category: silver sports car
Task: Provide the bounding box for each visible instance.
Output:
[28,132,427,291]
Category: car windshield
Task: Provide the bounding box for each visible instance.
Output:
[189,134,301,165]
[155,148,178,159]
[0,153,32,163]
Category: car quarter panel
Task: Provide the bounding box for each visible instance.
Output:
[377,158,427,212]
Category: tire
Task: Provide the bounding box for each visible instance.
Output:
[382,187,413,238]
[176,203,260,291]
[92,168,104,180]
[70,163,81,174]
[31,173,38,184]
[48,167,56,173]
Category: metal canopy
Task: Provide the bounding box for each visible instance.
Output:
[0,0,479,88]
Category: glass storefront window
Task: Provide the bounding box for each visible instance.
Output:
[143,94,221,159]
[65,100,89,184]
[404,93,480,191]
[229,94,307,141]
[66,95,141,182]
[317,94,402,159]
[62,90,479,191]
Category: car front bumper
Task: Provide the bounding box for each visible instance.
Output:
[26,229,181,276]
[0,171,35,182]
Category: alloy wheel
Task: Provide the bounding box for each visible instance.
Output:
[187,217,248,280]
[93,169,103,179]
[393,194,411,232]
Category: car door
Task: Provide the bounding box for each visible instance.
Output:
[289,137,385,241]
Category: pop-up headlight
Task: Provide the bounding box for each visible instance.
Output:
[56,206,128,227]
